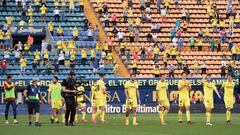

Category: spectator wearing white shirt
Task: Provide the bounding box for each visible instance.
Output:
[14,49,21,64]
[4,49,10,63]
[54,7,60,22]
[58,51,65,65]
[201,60,207,75]
[117,30,125,43]
[41,40,48,56]
[161,8,167,23]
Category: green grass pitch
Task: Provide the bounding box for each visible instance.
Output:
[0,113,239,135]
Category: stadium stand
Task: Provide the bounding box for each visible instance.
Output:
[0,0,117,79]
[90,0,240,78]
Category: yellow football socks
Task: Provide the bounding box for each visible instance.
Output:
[133,116,137,124]
[186,111,191,122]
[101,110,105,122]
[82,111,86,120]
[226,110,231,121]
[206,112,211,122]
[61,113,65,123]
[178,110,183,122]
[159,111,164,123]
[125,117,129,125]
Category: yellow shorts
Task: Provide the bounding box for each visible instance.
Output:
[179,97,190,107]
[77,101,86,108]
[158,98,170,107]
[204,99,214,109]
[96,98,106,107]
[224,98,234,109]
[51,100,62,110]
[126,98,138,109]
[91,100,97,107]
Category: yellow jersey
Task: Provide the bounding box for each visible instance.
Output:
[40,6,47,15]
[20,58,27,67]
[153,47,159,54]
[0,31,4,40]
[156,81,168,99]
[96,80,106,99]
[178,80,191,98]
[222,81,235,99]
[203,81,216,100]
[5,31,11,39]
[91,85,97,101]
[48,22,54,32]
[76,86,85,102]
[125,80,139,99]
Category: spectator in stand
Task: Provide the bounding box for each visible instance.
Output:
[226,64,234,76]
[3,49,10,63]
[161,8,167,23]
[235,13,240,28]
[58,50,65,65]
[79,0,84,12]
[167,62,176,78]
[211,18,218,33]
[172,36,178,48]
[176,53,183,69]
[153,45,159,63]
[32,59,38,75]
[40,4,47,22]
[1,0,7,11]
[175,0,179,8]
[126,50,131,62]
[123,9,128,23]
[221,65,226,77]
[133,52,139,62]
[181,8,187,21]
[132,60,137,75]
[102,2,108,14]
[104,12,110,27]
[69,0,75,13]
[209,38,215,52]
[41,40,48,56]
[54,7,60,22]
[140,0,145,12]
[117,30,125,43]
[146,45,152,60]
[0,60,8,74]
[159,42,165,52]
[112,26,118,37]
[189,36,195,51]
[220,29,227,43]
[154,65,161,78]
[193,58,199,74]
[197,38,203,51]
[176,19,181,29]
[87,26,94,41]
[231,45,238,60]
[176,28,182,38]
[170,27,176,40]
[81,49,87,66]
[201,60,207,75]
[57,26,64,36]
[46,60,52,75]
[20,56,27,75]
[171,46,177,60]
[14,49,21,65]
[72,26,79,40]
[177,37,183,52]
[146,32,153,42]
[141,47,146,61]
[204,27,210,42]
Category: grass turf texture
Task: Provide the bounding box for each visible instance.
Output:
[0,113,239,135]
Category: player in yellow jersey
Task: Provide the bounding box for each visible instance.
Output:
[201,74,221,126]
[220,74,235,125]
[156,74,170,125]
[92,74,107,124]
[48,76,63,124]
[124,74,140,126]
[75,82,87,123]
[178,72,192,124]
[40,4,47,22]
[90,80,98,122]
